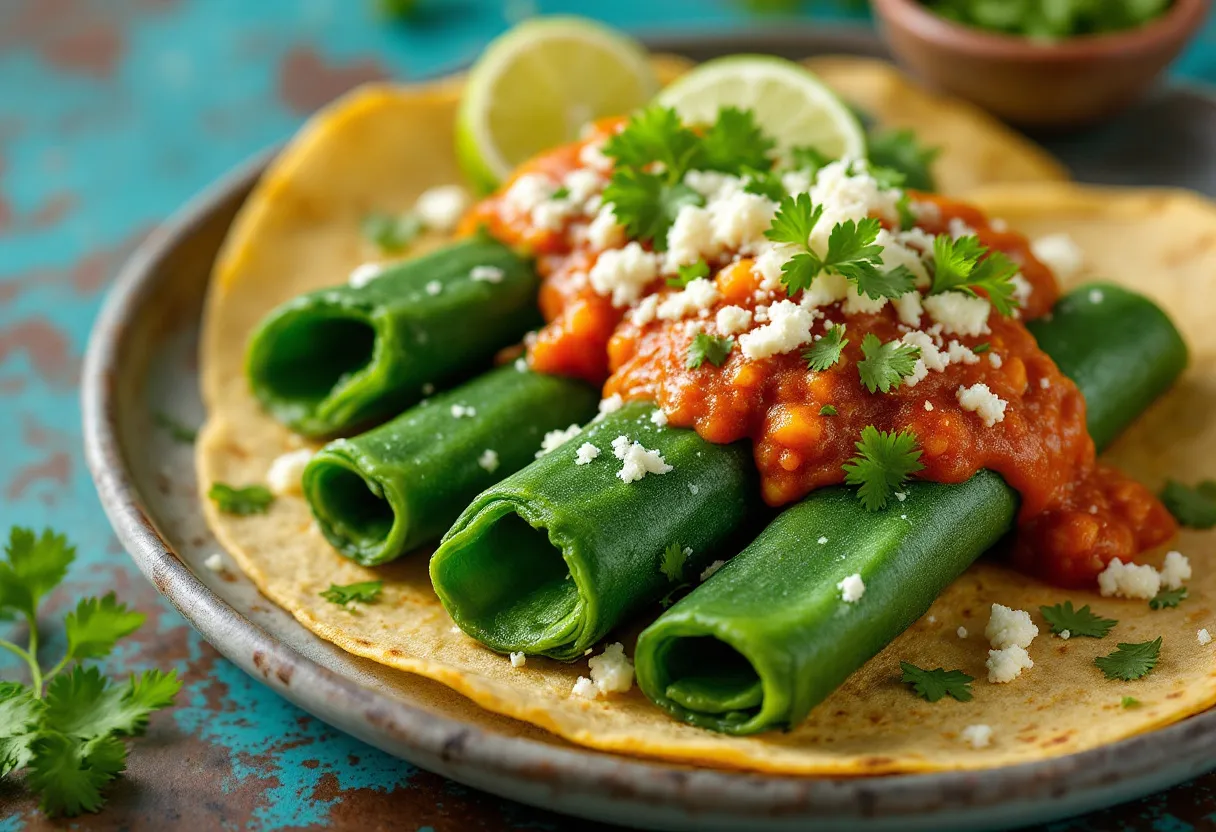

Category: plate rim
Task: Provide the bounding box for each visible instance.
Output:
[80,26,1216,831]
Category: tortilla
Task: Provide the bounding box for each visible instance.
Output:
[198,58,1214,775]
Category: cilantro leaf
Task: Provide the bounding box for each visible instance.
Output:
[362,211,422,253]
[27,732,127,818]
[550,185,570,200]
[867,128,939,192]
[972,342,990,354]
[667,260,709,288]
[1039,601,1117,638]
[152,411,197,444]
[0,527,75,620]
[602,105,700,179]
[788,145,834,177]
[1122,696,1141,708]
[64,594,146,663]
[686,333,734,369]
[1150,587,1188,610]
[207,483,273,516]
[868,164,907,191]
[778,253,821,295]
[821,218,914,300]
[929,235,1020,316]
[603,169,702,251]
[895,193,918,231]
[843,426,925,511]
[803,326,848,371]
[660,542,688,583]
[819,405,838,416]
[741,167,786,201]
[858,333,921,394]
[699,107,775,174]
[1095,637,1162,681]
[320,581,384,605]
[900,662,974,702]
[1160,479,1216,529]
[44,666,181,741]
[765,193,823,249]
[0,683,42,777]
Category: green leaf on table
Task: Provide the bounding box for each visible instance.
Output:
[1039,601,1117,638]
[900,662,973,702]
[1095,637,1162,681]
[26,732,127,818]
[320,581,384,606]
[0,527,75,619]
[843,426,924,511]
[0,682,43,777]
[207,483,273,516]
[64,594,146,663]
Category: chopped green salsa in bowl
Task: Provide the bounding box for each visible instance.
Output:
[924,0,1173,41]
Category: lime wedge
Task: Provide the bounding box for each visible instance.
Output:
[656,55,866,161]
[457,17,658,192]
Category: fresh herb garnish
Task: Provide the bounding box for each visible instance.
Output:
[362,211,423,253]
[1149,587,1188,610]
[1121,696,1141,708]
[857,333,920,394]
[667,260,710,288]
[686,333,734,369]
[741,168,787,201]
[820,405,838,417]
[843,426,925,511]
[929,235,1020,316]
[895,192,918,232]
[867,128,939,192]
[550,186,570,200]
[152,411,197,444]
[698,107,776,174]
[1095,637,1162,681]
[925,0,1171,40]
[900,662,974,702]
[602,167,702,252]
[971,342,991,354]
[1159,479,1216,529]
[788,145,834,177]
[803,325,849,371]
[320,581,384,606]
[660,542,688,582]
[0,527,181,816]
[1039,601,1117,638]
[207,483,274,516]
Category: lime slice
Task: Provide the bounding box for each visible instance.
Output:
[457,17,658,192]
[656,55,866,161]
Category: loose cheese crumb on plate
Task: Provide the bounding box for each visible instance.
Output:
[1160,550,1192,590]
[987,645,1034,683]
[986,603,1039,650]
[1200,629,1212,646]
[588,642,634,695]
[478,449,499,473]
[1098,557,1161,600]
[957,626,968,639]
[348,262,384,288]
[1031,233,1084,281]
[571,676,598,699]
[961,724,993,749]
[267,449,314,496]
[203,553,225,573]
[509,651,527,668]
[414,184,470,232]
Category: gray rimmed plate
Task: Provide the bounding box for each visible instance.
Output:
[81,29,1216,832]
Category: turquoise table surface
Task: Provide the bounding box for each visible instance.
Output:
[3,1,1216,829]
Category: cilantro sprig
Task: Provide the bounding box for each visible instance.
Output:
[1039,601,1117,638]
[803,326,848,372]
[0,528,181,816]
[667,260,709,289]
[1095,637,1162,681]
[362,211,423,253]
[660,542,688,583]
[686,333,734,369]
[929,235,1020,316]
[900,662,974,702]
[1149,587,1187,610]
[867,128,939,193]
[843,426,925,511]
[857,334,921,394]
[1160,479,1216,529]
[320,581,384,606]
[208,483,274,516]
[765,196,915,300]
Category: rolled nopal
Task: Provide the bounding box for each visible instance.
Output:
[303,364,599,565]
[245,235,542,438]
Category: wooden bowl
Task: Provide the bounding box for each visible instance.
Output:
[872,0,1212,128]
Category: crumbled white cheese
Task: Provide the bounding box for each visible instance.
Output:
[837,573,865,603]
[1031,233,1084,281]
[649,409,668,427]
[986,603,1039,650]
[800,271,850,309]
[574,442,600,465]
[450,404,476,419]
[588,642,634,695]
[1200,629,1212,646]
[571,676,598,698]
[957,626,968,639]
[876,229,931,287]
[808,161,900,246]
[715,305,753,336]
[924,292,991,337]
[957,383,1007,427]
[945,340,981,366]
[513,358,527,373]
[1098,557,1162,600]
[894,290,924,327]
[683,170,742,201]
[414,184,470,232]
[948,217,977,239]
[613,437,672,484]
[537,424,582,457]
[1039,376,1052,390]
[989,352,1003,369]
[1160,550,1191,590]
[1011,273,1033,310]
[709,191,776,252]
[470,265,504,284]
[1088,288,1104,304]
[843,285,889,316]
[348,262,384,288]
[629,294,661,327]
[924,401,934,412]
[531,199,575,232]
[739,300,815,360]
[267,449,313,496]
[589,242,659,307]
[817,536,828,545]
[578,141,614,172]
[961,724,993,749]
[688,483,700,495]
[503,173,554,217]
[1059,630,1071,640]
[509,651,527,668]
[700,560,726,581]
[665,204,719,271]
[562,168,604,205]
[478,449,499,473]
[987,645,1034,683]
[425,280,443,296]
[203,553,225,573]
[587,204,626,250]
[753,243,797,292]
[656,278,721,321]
[598,394,624,416]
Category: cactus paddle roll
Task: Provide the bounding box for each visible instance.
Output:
[430,401,762,661]
[303,364,599,565]
[246,235,542,437]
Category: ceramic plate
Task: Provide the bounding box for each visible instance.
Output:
[82,29,1216,832]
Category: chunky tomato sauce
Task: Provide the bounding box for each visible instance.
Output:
[462,129,1176,588]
